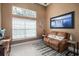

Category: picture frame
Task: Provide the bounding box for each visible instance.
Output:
[50,11,75,29]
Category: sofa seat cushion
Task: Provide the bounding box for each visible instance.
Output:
[55,36,64,41]
[48,34,56,39]
[49,39,60,47]
[48,34,64,41]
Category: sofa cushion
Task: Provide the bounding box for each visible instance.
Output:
[55,36,64,41]
[48,34,56,39]
[48,34,64,41]
[57,32,66,37]
[49,31,57,35]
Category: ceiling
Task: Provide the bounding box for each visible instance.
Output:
[38,3,50,7]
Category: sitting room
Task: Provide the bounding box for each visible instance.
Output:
[0,3,79,56]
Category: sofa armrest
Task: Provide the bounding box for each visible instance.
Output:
[59,39,67,47]
[59,39,69,47]
[58,39,69,52]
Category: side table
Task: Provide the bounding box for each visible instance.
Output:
[66,40,79,56]
[0,37,11,56]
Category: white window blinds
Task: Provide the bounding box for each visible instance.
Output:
[12,17,36,40]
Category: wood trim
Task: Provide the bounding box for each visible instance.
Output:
[11,38,38,44]
[0,38,11,56]
[12,15,36,20]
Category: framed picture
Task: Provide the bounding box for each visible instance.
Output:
[50,11,75,29]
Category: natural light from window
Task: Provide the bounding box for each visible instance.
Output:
[12,6,37,41]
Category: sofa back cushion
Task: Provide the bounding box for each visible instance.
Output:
[57,32,66,36]
[57,32,69,39]
[49,31,57,35]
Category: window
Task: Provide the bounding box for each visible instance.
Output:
[12,6,36,18]
[12,6,37,40]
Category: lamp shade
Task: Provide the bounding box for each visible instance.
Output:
[70,34,72,40]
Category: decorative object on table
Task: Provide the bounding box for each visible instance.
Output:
[50,11,74,29]
[0,28,6,40]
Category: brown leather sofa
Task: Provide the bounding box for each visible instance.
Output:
[43,31,70,52]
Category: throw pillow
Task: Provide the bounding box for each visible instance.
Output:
[48,34,56,39]
[55,36,64,41]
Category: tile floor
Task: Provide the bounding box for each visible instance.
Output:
[10,39,42,56]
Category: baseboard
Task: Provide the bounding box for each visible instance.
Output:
[11,37,42,45]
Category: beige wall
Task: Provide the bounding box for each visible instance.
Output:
[2,3,46,39]
[46,3,79,41]
[0,4,1,27]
